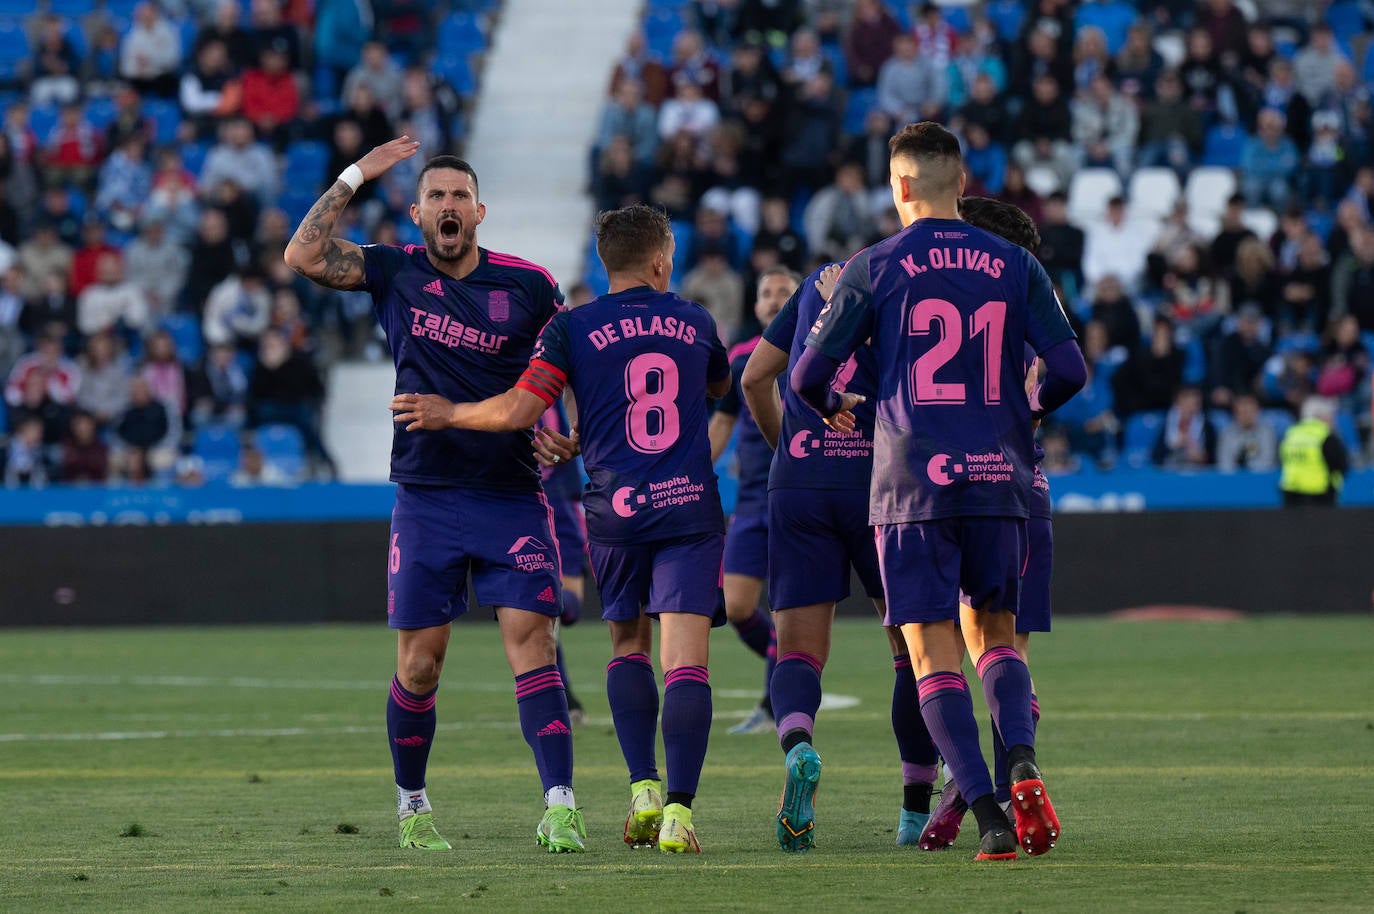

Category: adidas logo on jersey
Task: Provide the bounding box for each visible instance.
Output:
[537,720,571,737]
[537,586,557,604]
[422,279,444,297]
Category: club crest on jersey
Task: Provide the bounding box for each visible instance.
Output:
[488,290,510,322]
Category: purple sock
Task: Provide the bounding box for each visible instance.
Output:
[976,646,1036,753]
[733,608,774,659]
[892,656,938,784]
[917,671,994,804]
[762,629,777,713]
[387,676,436,791]
[991,717,1010,802]
[514,665,574,792]
[606,653,660,783]
[770,651,822,748]
[661,665,712,800]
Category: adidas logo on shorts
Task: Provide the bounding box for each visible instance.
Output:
[537,586,556,603]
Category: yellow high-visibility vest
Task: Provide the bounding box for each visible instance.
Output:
[1279,418,1335,495]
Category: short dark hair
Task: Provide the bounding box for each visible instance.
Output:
[417,155,479,198]
[888,121,963,196]
[595,204,672,273]
[959,196,1041,253]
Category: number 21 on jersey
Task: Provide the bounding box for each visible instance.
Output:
[907,298,1007,406]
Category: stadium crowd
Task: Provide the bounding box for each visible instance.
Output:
[1,0,1372,488]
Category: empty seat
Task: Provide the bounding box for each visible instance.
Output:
[1067,168,1123,225]
[1127,167,1182,222]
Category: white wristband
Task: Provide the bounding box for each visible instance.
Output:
[337,164,365,193]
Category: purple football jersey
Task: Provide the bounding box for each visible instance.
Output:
[362,244,562,489]
[763,262,876,492]
[516,286,730,545]
[534,398,585,501]
[806,219,1075,523]
[718,337,773,514]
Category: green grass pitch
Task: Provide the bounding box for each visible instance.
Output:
[1,616,1371,913]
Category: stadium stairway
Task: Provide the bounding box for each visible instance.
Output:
[463,0,643,288]
[324,361,397,482]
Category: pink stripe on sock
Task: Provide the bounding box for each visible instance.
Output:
[606,652,652,673]
[779,651,822,676]
[975,645,1022,679]
[515,671,564,699]
[390,679,436,713]
[893,655,912,671]
[916,672,967,702]
[902,761,938,785]
[776,711,812,740]
[1030,696,1041,721]
[664,665,709,687]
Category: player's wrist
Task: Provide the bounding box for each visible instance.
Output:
[337,163,365,193]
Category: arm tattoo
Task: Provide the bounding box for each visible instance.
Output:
[287,180,364,289]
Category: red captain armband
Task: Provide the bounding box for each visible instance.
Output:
[516,359,568,407]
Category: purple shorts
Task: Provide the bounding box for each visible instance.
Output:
[767,487,883,611]
[589,533,725,622]
[722,510,768,579]
[387,484,562,629]
[547,495,588,577]
[1018,516,1053,633]
[877,517,1026,626]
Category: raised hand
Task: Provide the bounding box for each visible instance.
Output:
[814,262,843,301]
[356,136,422,183]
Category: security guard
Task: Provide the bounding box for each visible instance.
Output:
[1279,397,1349,506]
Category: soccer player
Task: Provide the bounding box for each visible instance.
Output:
[392,204,732,854]
[791,123,1085,860]
[535,398,590,725]
[741,256,943,852]
[920,195,1057,851]
[283,138,584,854]
[707,266,800,735]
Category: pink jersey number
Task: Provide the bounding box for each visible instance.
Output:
[624,352,681,454]
[908,298,1008,406]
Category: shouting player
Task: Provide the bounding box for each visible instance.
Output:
[921,195,1056,851]
[284,139,584,854]
[792,123,1085,861]
[708,266,800,734]
[391,205,732,854]
[740,261,941,852]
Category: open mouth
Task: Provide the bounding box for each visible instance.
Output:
[438,217,461,245]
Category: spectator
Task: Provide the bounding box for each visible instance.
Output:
[1114,315,1185,416]
[1197,0,1248,60]
[752,196,807,272]
[326,120,376,208]
[20,271,77,339]
[1327,196,1370,265]
[876,33,947,124]
[180,39,243,138]
[845,109,896,192]
[313,0,370,90]
[913,2,959,66]
[597,79,659,166]
[398,67,459,156]
[119,2,184,98]
[1211,304,1272,405]
[1261,57,1313,152]
[680,242,745,344]
[1048,319,1120,464]
[1220,237,1280,321]
[183,209,238,313]
[719,42,782,115]
[190,341,249,427]
[0,268,22,376]
[609,32,670,107]
[1330,228,1374,331]
[668,30,721,100]
[203,265,272,348]
[1037,191,1086,295]
[844,0,899,88]
[200,117,278,207]
[1012,75,1075,176]
[803,162,877,263]
[1216,393,1278,471]
[343,41,404,122]
[1278,396,1348,505]
[94,134,153,233]
[195,0,255,71]
[658,75,720,143]
[1209,194,1258,274]
[76,253,150,339]
[1159,244,1218,332]
[997,163,1043,228]
[85,23,126,95]
[1114,22,1164,97]
[1276,234,1331,332]
[336,82,393,151]
[4,416,49,488]
[75,331,132,428]
[592,136,651,214]
[1179,27,1226,117]
[10,368,72,445]
[6,330,80,408]
[60,410,110,483]
[1070,25,1112,91]
[1074,0,1139,56]
[1241,108,1300,210]
[781,29,828,90]
[115,376,171,459]
[962,122,1007,195]
[1293,23,1348,106]
[40,104,103,191]
[247,0,302,72]
[141,328,190,423]
[29,15,82,108]
[779,72,841,193]
[1083,196,1158,292]
[124,218,189,320]
[1303,110,1346,207]
[956,72,1009,141]
[1152,385,1217,468]
[230,439,290,486]
[16,223,73,300]
[946,27,1007,110]
[1088,274,1143,351]
[1136,70,1204,175]
[145,147,200,243]
[1315,314,1370,405]
[249,329,335,477]
[0,131,39,228]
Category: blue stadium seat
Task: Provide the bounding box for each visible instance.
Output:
[0,2,29,21]
[29,105,59,141]
[0,394,7,435]
[985,0,1025,42]
[254,423,306,480]
[1275,331,1320,355]
[278,187,318,225]
[49,0,97,14]
[1263,408,1295,438]
[644,7,683,56]
[193,423,241,482]
[1326,1,1366,34]
[312,65,338,102]
[883,0,912,29]
[823,44,847,87]
[1333,410,1361,455]
[1182,336,1207,385]
[434,52,474,95]
[843,87,877,135]
[179,141,210,177]
[1208,408,1232,437]
[84,95,118,130]
[438,12,487,54]
[159,313,202,365]
[1201,123,1247,169]
[1122,410,1165,468]
[144,98,182,145]
[670,219,694,277]
[284,140,329,190]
